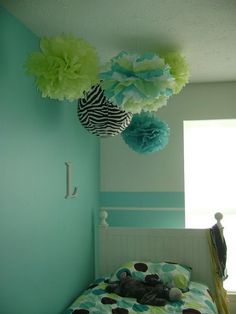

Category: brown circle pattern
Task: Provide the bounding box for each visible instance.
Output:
[182,309,201,314]
[134,262,148,272]
[101,297,117,304]
[112,308,129,314]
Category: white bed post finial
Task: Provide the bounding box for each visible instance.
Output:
[100,210,108,227]
[215,212,224,236]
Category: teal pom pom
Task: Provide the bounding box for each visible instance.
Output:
[100,51,175,113]
[25,34,99,101]
[121,112,170,154]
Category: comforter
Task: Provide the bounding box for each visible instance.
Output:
[65,277,218,314]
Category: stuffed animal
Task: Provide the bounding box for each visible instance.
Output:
[105,272,182,306]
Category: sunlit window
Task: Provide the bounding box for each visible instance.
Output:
[184,119,236,292]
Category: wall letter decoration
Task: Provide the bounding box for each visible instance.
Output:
[65,162,79,199]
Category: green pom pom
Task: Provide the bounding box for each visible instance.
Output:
[161,52,190,94]
[25,34,99,101]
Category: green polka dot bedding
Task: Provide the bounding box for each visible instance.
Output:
[64,261,218,314]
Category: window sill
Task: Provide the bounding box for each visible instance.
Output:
[227,293,236,313]
[228,292,236,301]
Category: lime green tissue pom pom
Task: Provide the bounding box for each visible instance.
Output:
[162,52,190,94]
[25,35,99,101]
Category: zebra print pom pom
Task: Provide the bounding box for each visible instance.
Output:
[78,84,132,137]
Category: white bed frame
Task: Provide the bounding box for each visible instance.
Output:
[97,211,224,295]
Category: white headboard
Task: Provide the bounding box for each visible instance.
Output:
[97,211,224,295]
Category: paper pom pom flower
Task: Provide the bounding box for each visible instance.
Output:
[25,35,99,101]
[121,112,170,154]
[161,52,189,94]
[78,84,132,137]
[100,51,175,113]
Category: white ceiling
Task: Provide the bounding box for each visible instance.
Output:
[1,0,236,83]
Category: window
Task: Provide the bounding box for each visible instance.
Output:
[184,119,236,292]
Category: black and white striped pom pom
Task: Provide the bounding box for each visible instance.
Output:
[78,84,132,137]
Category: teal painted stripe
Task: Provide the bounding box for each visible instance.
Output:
[108,210,185,228]
[100,192,184,208]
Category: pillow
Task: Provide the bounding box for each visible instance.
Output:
[156,262,192,290]
[110,261,192,290]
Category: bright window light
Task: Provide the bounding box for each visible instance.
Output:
[184,119,236,292]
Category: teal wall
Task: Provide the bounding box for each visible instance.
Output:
[0,7,99,314]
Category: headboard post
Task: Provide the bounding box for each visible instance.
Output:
[215,212,224,237]
[100,209,108,227]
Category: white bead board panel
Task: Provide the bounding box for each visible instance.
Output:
[98,227,214,293]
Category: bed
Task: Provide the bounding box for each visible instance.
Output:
[64,211,227,314]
